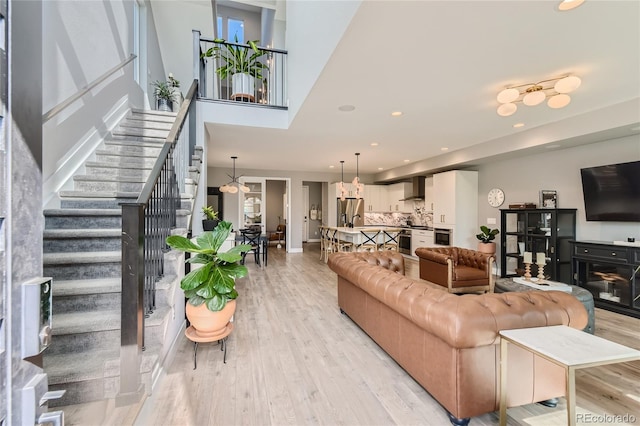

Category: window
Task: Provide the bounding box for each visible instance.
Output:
[216,16,222,39]
[227,18,244,43]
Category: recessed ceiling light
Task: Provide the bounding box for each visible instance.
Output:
[391,111,403,117]
[338,105,355,112]
[440,147,449,151]
[378,167,384,170]
[329,165,335,168]
[513,123,525,128]
[558,0,584,11]
[371,142,379,147]
[403,159,410,163]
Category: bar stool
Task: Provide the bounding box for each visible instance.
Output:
[334,231,353,253]
[381,230,400,251]
[357,229,381,252]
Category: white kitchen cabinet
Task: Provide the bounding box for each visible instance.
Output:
[433,170,478,249]
[424,177,434,211]
[363,185,384,211]
[334,182,366,199]
[387,182,413,212]
[411,229,434,255]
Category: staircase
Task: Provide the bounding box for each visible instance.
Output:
[42,109,194,407]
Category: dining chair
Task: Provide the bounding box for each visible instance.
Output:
[381,230,400,251]
[240,228,262,266]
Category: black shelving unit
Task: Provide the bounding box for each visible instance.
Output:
[500,208,577,283]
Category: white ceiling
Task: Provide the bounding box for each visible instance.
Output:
[206,0,640,179]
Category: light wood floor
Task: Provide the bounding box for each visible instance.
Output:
[133,244,640,426]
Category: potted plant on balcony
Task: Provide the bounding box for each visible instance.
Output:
[152,80,175,112]
[201,37,268,102]
[202,205,220,231]
[476,225,500,255]
[168,73,182,110]
[166,221,251,338]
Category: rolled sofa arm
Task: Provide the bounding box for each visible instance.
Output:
[415,247,452,265]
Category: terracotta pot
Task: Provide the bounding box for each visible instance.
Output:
[186,299,236,339]
[477,242,496,255]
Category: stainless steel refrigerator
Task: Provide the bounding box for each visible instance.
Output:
[337,198,365,227]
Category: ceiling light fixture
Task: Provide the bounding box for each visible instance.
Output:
[496,75,581,117]
[338,105,355,112]
[352,153,364,199]
[338,160,347,201]
[558,0,585,11]
[219,156,250,194]
[370,142,379,147]
[513,123,525,128]
[391,111,403,117]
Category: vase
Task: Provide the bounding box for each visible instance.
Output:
[231,73,255,101]
[157,98,173,112]
[186,299,236,339]
[477,242,496,255]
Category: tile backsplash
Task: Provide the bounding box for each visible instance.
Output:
[364,201,433,227]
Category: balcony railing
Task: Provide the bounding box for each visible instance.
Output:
[194,30,287,108]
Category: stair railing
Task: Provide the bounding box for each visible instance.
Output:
[117,80,198,403]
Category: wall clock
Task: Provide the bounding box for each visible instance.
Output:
[487,188,505,207]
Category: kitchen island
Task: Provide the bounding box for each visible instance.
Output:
[326,226,404,251]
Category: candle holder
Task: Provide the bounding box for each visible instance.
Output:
[524,263,532,280]
[537,262,546,282]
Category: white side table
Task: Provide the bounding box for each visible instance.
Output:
[499,325,640,426]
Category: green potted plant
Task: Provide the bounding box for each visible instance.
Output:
[201,37,268,101]
[166,221,251,338]
[476,225,500,255]
[168,72,182,110]
[152,80,175,112]
[202,206,220,231]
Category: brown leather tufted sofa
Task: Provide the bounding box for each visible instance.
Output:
[327,251,587,425]
[415,247,495,294]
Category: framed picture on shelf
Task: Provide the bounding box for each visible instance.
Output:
[540,190,557,208]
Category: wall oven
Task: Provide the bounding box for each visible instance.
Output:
[434,228,452,246]
[399,229,412,254]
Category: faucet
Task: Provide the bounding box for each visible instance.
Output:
[349,213,361,228]
[340,213,347,227]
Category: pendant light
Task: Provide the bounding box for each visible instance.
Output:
[352,153,364,199]
[338,160,347,201]
[219,156,250,193]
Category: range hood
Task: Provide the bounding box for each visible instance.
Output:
[400,177,425,201]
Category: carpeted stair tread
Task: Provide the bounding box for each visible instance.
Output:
[102,138,165,149]
[44,250,121,265]
[58,191,138,199]
[44,228,121,238]
[52,278,121,296]
[44,208,122,216]
[119,119,174,131]
[73,175,149,183]
[85,161,153,170]
[95,148,159,159]
[52,309,121,335]
[130,108,177,119]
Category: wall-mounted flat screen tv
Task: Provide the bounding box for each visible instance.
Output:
[580,160,640,222]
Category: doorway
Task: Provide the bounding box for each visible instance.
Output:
[207,187,224,220]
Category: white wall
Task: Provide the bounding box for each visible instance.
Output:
[286,0,361,121]
[477,135,640,263]
[149,0,214,96]
[42,0,166,207]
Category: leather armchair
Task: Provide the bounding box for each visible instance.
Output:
[415,246,495,294]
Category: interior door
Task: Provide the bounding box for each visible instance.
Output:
[303,185,309,242]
